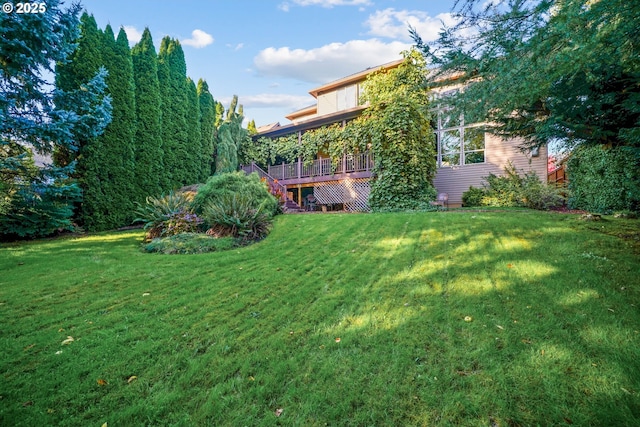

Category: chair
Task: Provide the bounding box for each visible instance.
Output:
[305,194,317,211]
[430,192,449,209]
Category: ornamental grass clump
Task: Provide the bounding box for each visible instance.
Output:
[133,191,202,241]
[201,193,273,242]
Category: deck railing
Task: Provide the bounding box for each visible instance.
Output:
[267,152,373,181]
[241,162,287,200]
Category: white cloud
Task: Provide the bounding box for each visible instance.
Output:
[293,0,371,6]
[122,25,143,44]
[364,8,458,42]
[254,39,409,84]
[226,42,244,51]
[230,94,313,110]
[279,0,371,11]
[181,29,214,49]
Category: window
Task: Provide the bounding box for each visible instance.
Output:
[336,84,357,111]
[434,108,485,167]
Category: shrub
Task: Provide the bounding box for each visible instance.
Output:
[142,232,235,254]
[133,191,201,240]
[193,172,279,217]
[520,173,566,210]
[462,186,486,207]
[567,145,640,213]
[201,193,272,242]
[0,177,82,239]
[461,163,565,210]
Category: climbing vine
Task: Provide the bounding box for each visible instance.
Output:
[245,48,437,211]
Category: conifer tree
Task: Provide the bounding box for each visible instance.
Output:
[131,28,163,200]
[157,37,188,189]
[197,79,216,182]
[215,95,246,174]
[1,1,111,238]
[247,120,258,136]
[185,77,201,184]
[55,13,111,230]
[91,25,136,229]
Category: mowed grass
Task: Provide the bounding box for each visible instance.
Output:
[1,211,639,426]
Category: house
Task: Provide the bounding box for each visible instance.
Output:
[247,60,547,210]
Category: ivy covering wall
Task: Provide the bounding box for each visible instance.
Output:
[243,49,437,211]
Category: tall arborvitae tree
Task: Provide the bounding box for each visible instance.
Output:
[215,95,246,174]
[197,79,216,182]
[185,77,201,184]
[157,37,189,189]
[55,12,103,167]
[55,13,111,230]
[92,25,136,229]
[131,28,163,201]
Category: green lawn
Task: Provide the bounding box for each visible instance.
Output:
[1,211,639,426]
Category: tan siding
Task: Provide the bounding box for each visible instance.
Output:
[290,112,318,124]
[317,91,337,115]
[434,136,548,206]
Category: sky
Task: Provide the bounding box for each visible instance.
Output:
[77,0,458,128]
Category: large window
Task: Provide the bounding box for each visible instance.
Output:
[434,108,486,167]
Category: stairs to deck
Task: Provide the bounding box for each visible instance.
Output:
[283,198,304,213]
[241,162,304,213]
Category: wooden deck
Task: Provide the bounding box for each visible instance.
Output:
[265,152,374,185]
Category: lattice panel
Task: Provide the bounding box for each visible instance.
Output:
[313,178,371,212]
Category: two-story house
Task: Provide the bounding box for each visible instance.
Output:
[247,60,547,210]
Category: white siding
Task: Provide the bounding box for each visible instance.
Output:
[434,135,548,206]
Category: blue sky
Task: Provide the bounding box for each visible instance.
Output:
[78,0,457,127]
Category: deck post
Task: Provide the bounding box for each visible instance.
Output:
[343,153,346,174]
[297,131,302,179]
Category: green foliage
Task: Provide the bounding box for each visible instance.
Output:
[185,77,202,185]
[247,119,258,136]
[201,193,273,242]
[414,0,640,151]
[71,24,137,231]
[362,49,438,211]
[142,232,235,254]
[0,155,81,239]
[215,95,248,174]
[193,172,279,217]
[462,164,565,210]
[197,79,216,182]
[131,28,164,202]
[567,145,640,213]
[1,3,110,239]
[461,186,485,207]
[133,191,200,239]
[158,37,189,189]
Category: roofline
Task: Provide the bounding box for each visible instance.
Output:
[255,106,366,139]
[308,58,405,98]
[285,104,317,121]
